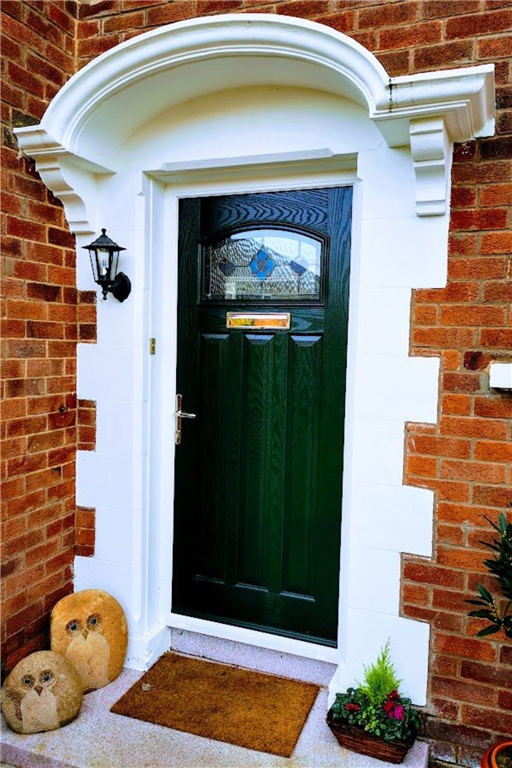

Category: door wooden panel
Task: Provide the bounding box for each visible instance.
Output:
[284,334,322,597]
[173,186,352,646]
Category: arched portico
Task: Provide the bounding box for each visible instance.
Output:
[15,14,494,704]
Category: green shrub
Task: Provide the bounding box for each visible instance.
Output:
[359,640,401,707]
[467,512,512,639]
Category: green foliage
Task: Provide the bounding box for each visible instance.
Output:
[330,688,365,727]
[358,640,401,707]
[328,643,420,745]
[467,511,512,640]
[359,695,420,743]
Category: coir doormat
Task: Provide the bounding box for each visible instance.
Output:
[111,652,319,757]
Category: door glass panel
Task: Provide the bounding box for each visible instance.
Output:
[203,229,322,301]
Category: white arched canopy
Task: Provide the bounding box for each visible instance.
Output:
[17,13,493,222]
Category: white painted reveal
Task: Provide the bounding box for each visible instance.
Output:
[15,14,495,704]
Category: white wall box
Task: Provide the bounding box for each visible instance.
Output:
[489,362,512,390]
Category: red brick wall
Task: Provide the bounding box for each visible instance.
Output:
[404,217,512,764]
[0,0,97,675]
[75,505,96,557]
[2,0,511,761]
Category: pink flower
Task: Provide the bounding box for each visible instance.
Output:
[345,703,360,713]
[384,691,405,720]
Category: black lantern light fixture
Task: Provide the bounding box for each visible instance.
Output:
[83,228,131,302]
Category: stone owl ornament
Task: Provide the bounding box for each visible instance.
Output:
[1,651,83,734]
[50,589,128,693]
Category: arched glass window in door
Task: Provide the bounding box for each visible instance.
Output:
[202,228,324,302]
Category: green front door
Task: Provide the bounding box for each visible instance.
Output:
[172,186,352,646]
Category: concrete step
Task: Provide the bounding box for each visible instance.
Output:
[170,627,337,686]
[2,668,429,768]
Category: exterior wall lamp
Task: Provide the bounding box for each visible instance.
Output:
[82,229,131,302]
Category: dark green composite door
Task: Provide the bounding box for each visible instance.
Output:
[172,186,352,646]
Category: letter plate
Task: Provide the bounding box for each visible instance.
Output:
[226,312,291,330]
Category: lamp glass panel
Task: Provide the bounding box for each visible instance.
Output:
[89,250,99,282]
[97,247,110,279]
[110,250,120,282]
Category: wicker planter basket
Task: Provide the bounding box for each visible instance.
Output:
[326,712,416,764]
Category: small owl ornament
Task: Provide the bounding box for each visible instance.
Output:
[1,651,83,734]
[51,589,128,693]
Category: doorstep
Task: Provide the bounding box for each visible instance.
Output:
[1,666,429,768]
[169,627,338,685]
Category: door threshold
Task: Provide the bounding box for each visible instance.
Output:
[168,612,341,665]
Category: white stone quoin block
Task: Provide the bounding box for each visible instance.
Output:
[347,546,401,616]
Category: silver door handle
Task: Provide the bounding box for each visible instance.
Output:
[175,394,196,445]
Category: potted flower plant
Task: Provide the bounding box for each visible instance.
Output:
[326,642,420,764]
[466,512,512,768]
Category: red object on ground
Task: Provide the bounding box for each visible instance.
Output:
[481,741,512,768]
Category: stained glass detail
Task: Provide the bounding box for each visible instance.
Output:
[249,247,275,281]
[290,260,307,276]
[203,229,322,301]
[218,260,236,277]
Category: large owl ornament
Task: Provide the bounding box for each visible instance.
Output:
[1,651,83,734]
[51,589,128,693]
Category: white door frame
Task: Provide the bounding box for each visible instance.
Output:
[147,152,360,666]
